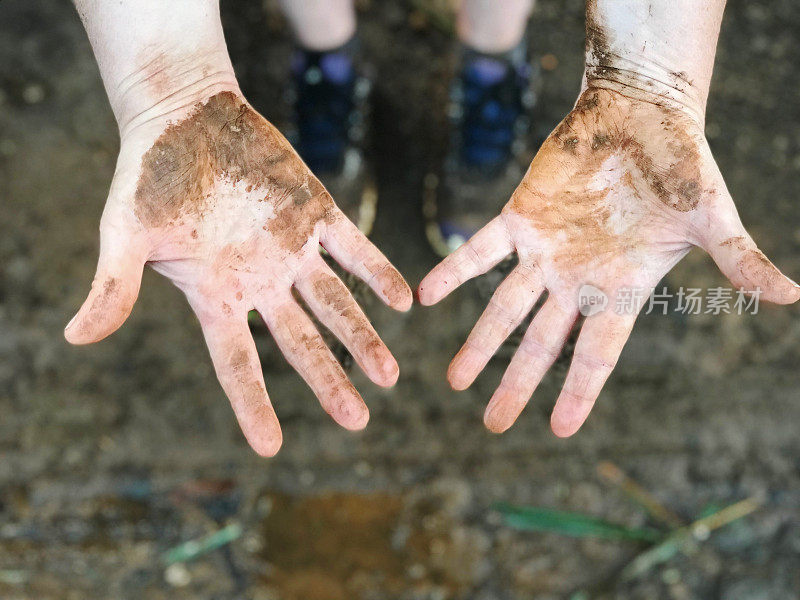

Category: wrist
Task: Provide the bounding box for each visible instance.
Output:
[75,0,240,137]
[584,0,726,127]
[582,66,706,127]
[111,47,240,138]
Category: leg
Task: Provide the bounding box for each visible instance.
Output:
[278,0,356,51]
[276,0,375,232]
[457,0,534,54]
[425,0,537,256]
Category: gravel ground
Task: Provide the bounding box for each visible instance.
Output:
[1,1,800,599]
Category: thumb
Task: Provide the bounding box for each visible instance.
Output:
[701,207,800,305]
[65,228,147,344]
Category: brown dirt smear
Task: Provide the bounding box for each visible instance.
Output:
[509,88,707,268]
[72,276,122,340]
[312,271,356,316]
[134,91,336,254]
[551,89,705,212]
[310,271,386,362]
[720,236,789,294]
[585,0,613,67]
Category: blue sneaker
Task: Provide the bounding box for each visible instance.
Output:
[289,38,376,234]
[425,42,537,257]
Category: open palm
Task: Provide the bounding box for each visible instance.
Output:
[420,88,798,437]
[65,91,412,456]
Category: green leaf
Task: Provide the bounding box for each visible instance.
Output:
[163,523,243,565]
[494,502,662,543]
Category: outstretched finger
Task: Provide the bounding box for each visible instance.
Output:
[65,225,147,345]
[199,315,282,457]
[320,207,413,311]
[257,297,370,430]
[699,189,799,304]
[418,216,514,306]
[550,310,637,438]
[483,297,578,433]
[448,262,544,390]
[294,256,399,387]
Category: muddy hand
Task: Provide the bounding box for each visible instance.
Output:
[65,91,411,456]
[419,87,799,437]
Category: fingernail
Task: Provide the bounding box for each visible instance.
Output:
[64,314,77,331]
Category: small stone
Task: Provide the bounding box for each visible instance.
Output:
[407,563,426,580]
[164,563,191,587]
[692,523,711,541]
[22,84,45,105]
[243,534,263,553]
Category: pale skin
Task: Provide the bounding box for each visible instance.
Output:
[67,0,799,454]
[279,0,534,53]
[419,0,800,437]
[68,0,412,456]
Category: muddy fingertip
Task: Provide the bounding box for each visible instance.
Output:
[342,404,370,431]
[383,274,413,312]
[483,412,511,434]
[375,354,400,388]
[483,398,515,434]
[394,284,414,312]
[249,430,283,458]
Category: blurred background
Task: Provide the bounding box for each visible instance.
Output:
[1,0,800,598]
